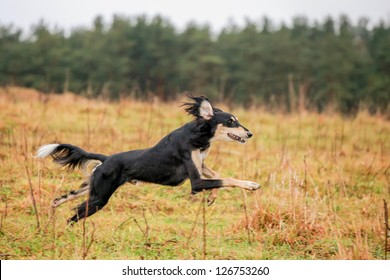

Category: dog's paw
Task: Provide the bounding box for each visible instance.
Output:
[51,197,63,208]
[207,195,216,206]
[243,181,261,191]
[51,199,60,208]
[207,189,219,206]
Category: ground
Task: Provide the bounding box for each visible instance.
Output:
[0,87,389,259]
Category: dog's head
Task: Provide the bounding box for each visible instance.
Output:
[183,93,253,144]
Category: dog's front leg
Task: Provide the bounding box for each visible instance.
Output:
[185,153,225,196]
[185,152,260,197]
[202,164,220,206]
[219,178,261,190]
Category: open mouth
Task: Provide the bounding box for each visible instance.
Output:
[228,133,246,143]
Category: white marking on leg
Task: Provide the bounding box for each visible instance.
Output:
[222,178,261,190]
[51,184,90,208]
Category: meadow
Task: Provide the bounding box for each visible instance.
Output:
[0,87,389,260]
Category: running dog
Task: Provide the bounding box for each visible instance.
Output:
[36,93,260,224]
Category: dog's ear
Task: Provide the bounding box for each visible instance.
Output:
[213,108,223,113]
[182,92,214,120]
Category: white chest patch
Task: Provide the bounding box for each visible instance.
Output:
[200,149,209,162]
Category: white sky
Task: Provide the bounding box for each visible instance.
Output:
[1,0,389,33]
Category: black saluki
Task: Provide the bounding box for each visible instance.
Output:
[37,94,260,224]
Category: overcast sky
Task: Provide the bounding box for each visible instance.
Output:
[1,0,389,33]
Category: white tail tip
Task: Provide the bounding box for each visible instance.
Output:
[36,144,60,158]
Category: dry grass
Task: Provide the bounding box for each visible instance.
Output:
[0,87,389,260]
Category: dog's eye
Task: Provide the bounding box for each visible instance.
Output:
[227,119,236,127]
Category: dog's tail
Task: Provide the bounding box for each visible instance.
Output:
[36,144,108,170]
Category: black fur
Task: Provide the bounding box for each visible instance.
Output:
[40,94,257,224]
[182,92,212,119]
[50,144,107,170]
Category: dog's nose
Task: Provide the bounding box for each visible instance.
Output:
[247,131,253,138]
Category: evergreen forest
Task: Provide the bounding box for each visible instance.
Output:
[0,15,389,114]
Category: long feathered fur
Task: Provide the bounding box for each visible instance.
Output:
[181,92,212,119]
[36,144,107,170]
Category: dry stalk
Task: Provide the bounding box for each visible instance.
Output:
[81,198,89,259]
[241,144,252,244]
[113,216,134,235]
[385,168,390,196]
[202,190,207,260]
[50,207,57,259]
[278,133,288,169]
[86,106,91,149]
[141,207,150,245]
[42,208,54,235]
[113,208,150,245]
[82,221,96,260]
[303,155,308,195]
[146,100,156,147]
[0,197,8,234]
[81,198,97,259]
[26,166,40,230]
[241,189,252,243]
[133,216,148,242]
[185,195,203,248]
[37,160,42,199]
[384,199,390,260]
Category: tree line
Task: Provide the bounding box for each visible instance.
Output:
[0,15,389,114]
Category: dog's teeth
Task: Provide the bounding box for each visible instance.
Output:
[228,133,245,142]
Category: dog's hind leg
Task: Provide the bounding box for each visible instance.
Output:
[67,164,124,224]
[52,181,90,208]
[67,196,110,224]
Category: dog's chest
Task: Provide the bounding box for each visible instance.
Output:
[200,148,209,162]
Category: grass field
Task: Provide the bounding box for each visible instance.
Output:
[0,87,389,260]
